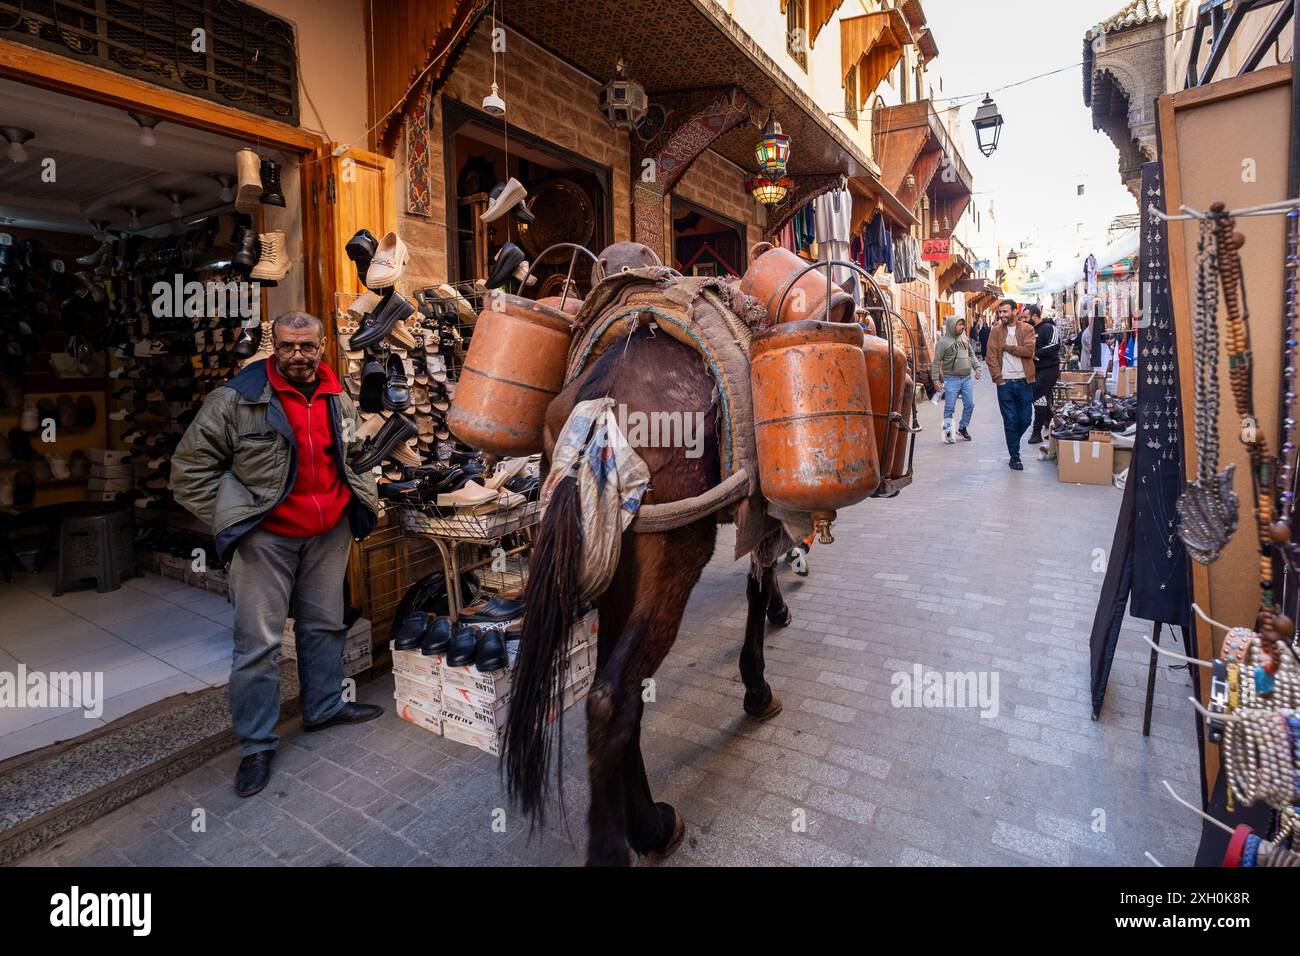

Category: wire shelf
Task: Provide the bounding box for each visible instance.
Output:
[397,499,541,541]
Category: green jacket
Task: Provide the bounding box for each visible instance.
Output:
[169,359,379,562]
[931,315,982,383]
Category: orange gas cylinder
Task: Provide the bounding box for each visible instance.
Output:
[750,320,879,541]
[740,243,854,325]
[861,334,907,478]
[886,374,916,480]
[537,295,583,316]
[447,291,572,456]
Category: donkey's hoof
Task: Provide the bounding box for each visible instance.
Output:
[744,691,783,721]
[766,602,792,628]
[645,803,685,862]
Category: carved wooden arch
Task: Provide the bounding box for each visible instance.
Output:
[631,86,758,255]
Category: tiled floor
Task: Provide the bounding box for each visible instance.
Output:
[17,377,1206,866]
[0,571,233,761]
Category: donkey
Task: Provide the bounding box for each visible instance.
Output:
[503,324,791,866]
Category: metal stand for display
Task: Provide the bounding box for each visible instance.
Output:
[398,505,540,622]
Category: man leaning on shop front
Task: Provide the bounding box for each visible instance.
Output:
[171,312,383,797]
[985,299,1038,470]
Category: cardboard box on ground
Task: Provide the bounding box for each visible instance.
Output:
[281,617,374,678]
[1056,430,1114,485]
[387,608,600,755]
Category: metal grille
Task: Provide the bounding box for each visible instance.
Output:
[0,0,299,124]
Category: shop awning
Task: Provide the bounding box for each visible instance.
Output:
[780,0,842,49]
[504,0,880,186]
[847,174,920,234]
[952,278,1000,295]
[841,10,912,110]
[873,98,973,229]
[1099,255,1136,277]
[915,27,939,61]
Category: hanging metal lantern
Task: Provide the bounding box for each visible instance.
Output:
[599,58,648,131]
[755,111,790,178]
[746,176,792,207]
[972,94,1004,157]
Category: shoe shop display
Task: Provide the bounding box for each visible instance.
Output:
[445,622,478,667]
[421,615,453,655]
[234,148,263,214]
[365,231,409,289]
[383,352,411,412]
[232,322,262,359]
[392,610,430,651]
[473,626,508,673]
[346,229,377,288]
[480,177,528,224]
[350,288,416,350]
[250,231,291,281]
[486,241,528,289]
[350,411,417,472]
[259,158,286,207]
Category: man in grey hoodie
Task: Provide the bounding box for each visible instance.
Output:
[930,315,982,443]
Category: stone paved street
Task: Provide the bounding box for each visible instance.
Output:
[19,377,1202,866]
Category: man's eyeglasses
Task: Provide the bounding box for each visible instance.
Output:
[274,342,321,357]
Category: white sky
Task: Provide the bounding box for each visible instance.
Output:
[924,0,1142,271]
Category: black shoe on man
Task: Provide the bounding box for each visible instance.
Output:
[958,427,971,441]
[303,702,384,732]
[235,751,273,797]
[1009,458,1024,471]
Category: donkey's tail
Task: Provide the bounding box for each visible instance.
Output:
[502,470,582,822]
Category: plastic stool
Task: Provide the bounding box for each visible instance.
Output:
[54,503,135,596]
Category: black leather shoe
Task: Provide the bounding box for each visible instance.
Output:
[350,411,418,472]
[379,479,421,501]
[486,242,526,289]
[232,322,262,359]
[350,288,415,350]
[421,615,453,655]
[346,229,377,288]
[359,351,386,413]
[235,751,273,797]
[446,623,478,667]
[383,352,411,411]
[392,610,429,650]
[460,594,524,623]
[957,428,971,441]
[303,701,384,732]
[474,627,507,672]
[1009,458,1024,471]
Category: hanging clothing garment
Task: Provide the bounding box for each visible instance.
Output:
[863,212,894,274]
[814,189,853,284]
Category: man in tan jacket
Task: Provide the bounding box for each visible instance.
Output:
[985,299,1038,470]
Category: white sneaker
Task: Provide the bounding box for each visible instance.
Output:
[943,426,956,444]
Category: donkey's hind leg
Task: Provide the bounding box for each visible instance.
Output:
[585,524,713,866]
[740,557,783,720]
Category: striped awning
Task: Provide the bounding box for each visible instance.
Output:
[841,9,912,109]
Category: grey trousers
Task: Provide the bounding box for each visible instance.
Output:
[227,518,352,756]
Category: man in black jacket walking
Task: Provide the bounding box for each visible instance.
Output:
[1026,305,1061,444]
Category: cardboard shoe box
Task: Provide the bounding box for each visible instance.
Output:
[1057,430,1114,485]
[1056,371,1102,402]
[395,698,443,736]
[393,671,442,712]
[1116,366,1138,398]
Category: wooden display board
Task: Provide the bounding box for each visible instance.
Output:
[1159,63,1294,790]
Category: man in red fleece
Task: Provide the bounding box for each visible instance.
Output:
[171,312,380,797]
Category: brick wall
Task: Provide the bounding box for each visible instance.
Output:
[669,149,767,269]
[391,24,765,287]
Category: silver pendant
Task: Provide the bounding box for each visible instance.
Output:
[1176,464,1240,564]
